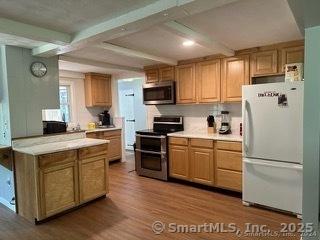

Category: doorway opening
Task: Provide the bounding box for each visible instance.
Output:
[118,78,147,150]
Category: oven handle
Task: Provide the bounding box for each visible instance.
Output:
[136,134,166,139]
[135,149,166,155]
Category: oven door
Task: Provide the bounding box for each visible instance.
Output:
[143,81,175,105]
[135,135,168,180]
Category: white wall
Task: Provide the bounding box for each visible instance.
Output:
[59,70,106,130]
[147,103,242,134]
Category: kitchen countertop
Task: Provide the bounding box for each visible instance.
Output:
[167,130,242,142]
[0,145,11,150]
[85,127,122,133]
[13,138,109,155]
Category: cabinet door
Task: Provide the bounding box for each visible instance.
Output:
[196,59,221,103]
[39,162,78,219]
[176,64,196,104]
[251,50,278,76]
[280,46,304,72]
[159,66,175,81]
[221,55,250,102]
[190,147,214,186]
[107,135,122,161]
[79,156,108,203]
[169,144,189,180]
[92,76,112,106]
[145,69,159,83]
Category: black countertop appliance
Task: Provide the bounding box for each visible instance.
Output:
[99,110,111,126]
[43,121,67,134]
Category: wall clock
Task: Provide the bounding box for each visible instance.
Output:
[30,62,47,78]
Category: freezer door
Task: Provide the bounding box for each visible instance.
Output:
[243,158,302,214]
[242,82,303,164]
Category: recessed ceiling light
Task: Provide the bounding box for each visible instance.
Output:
[183,40,195,47]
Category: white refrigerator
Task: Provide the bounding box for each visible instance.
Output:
[242,82,303,215]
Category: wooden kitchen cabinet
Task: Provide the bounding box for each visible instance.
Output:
[251,50,278,76]
[159,66,175,81]
[190,139,214,186]
[169,137,189,180]
[215,141,242,192]
[38,151,79,218]
[176,64,196,104]
[85,73,112,107]
[221,55,250,102]
[86,129,122,161]
[280,45,304,72]
[78,145,108,203]
[145,69,159,83]
[14,144,109,223]
[196,59,221,103]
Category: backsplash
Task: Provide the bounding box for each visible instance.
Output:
[147,103,242,135]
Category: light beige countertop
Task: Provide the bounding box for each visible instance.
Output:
[167,130,242,142]
[85,127,122,133]
[13,138,109,155]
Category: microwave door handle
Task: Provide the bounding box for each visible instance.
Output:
[135,149,164,155]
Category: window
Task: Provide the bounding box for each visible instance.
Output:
[59,85,72,123]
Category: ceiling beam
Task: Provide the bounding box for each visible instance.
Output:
[163,20,234,56]
[96,42,177,65]
[32,0,239,57]
[0,18,71,45]
[59,55,143,73]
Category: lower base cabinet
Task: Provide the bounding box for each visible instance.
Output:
[169,137,242,192]
[14,144,109,223]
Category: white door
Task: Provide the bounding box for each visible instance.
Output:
[243,158,302,214]
[119,89,135,150]
[242,82,303,164]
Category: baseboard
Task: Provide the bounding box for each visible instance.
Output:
[0,197,15,212]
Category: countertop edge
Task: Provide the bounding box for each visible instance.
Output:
[85,127,122,133]
[167,132,242,142]
[13,139,110,156]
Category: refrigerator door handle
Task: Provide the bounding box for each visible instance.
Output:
[243,159,302,170]
[243,99,249,154]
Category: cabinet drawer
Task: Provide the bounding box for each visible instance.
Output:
[217,150,242,172]
[79,144,108,159]
[216,141,242,152]
[86,132,100,139]
[216,169,242,192]
[169,137,188,146]
[103,130,121,138]
[190,138,213,148]
[39,150,77,169]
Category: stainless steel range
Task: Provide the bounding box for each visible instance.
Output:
[135,116,183,181]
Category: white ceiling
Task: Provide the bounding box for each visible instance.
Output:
[0,0,157,33]
[177,0,302,50]
[0,0,303,76]
[0,33,45,48]
[65,46,157,68]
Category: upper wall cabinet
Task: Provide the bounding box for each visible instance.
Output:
[280,46,304,72]
[251,50,278,76]
[145,66,175,83]
[176,64,196,104]
[196,59,221,103]
[145,69,159,83]
[85,73,112,107]
[221,55,250,102]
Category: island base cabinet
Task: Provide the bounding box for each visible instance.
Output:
[79,156,108,204]
[14,144,109,223]
[39,162,79,220]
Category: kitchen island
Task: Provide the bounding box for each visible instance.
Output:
[13,132,109,223]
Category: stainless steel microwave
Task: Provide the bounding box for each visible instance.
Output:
[143,81,175,105]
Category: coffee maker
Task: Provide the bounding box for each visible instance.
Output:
[219,111,231,134]
[98,111,111,127]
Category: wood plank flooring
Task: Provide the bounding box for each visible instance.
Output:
[0,152,299,240]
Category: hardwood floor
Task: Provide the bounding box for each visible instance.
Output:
[0,152,299,240]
